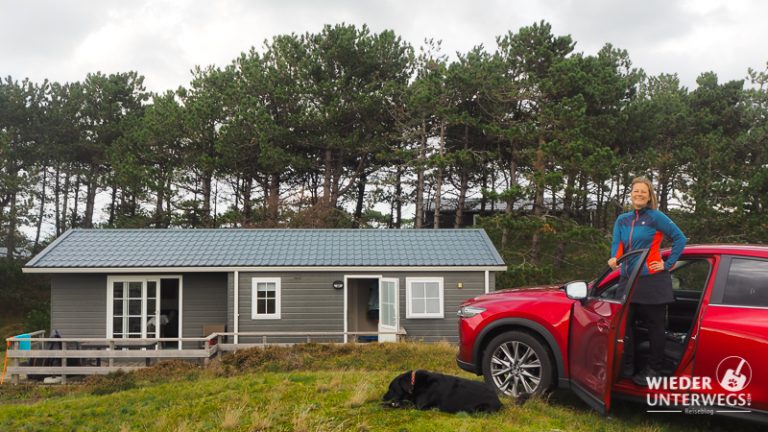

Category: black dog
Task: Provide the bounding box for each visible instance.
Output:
[382,370,502,413]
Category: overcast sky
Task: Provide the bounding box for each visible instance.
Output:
[2,0,767,93]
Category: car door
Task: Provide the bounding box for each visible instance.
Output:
[692,255,768,414]
[569,248,649,414]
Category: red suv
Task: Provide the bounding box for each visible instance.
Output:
[457,245,768,423]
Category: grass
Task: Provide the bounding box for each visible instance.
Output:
[0,342,763,431]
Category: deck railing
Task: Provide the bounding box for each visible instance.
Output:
[216,330,407,351]
[2,331,219,384]
[2,329,406,384]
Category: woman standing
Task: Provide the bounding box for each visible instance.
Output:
[608,176,686,386]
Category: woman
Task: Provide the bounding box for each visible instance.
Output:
[608,176,686,386]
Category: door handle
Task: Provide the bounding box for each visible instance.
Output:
[597,319,611,333]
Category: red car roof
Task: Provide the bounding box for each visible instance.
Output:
[680,244,768,258]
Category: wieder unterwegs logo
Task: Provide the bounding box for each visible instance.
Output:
[646,356,753,415]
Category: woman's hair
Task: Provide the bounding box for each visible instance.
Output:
[630,176,658,210]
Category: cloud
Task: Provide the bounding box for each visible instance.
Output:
[1,0,767,92]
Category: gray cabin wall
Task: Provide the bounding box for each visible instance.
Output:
[50,273,228,343]
[235,272,346,343]
[49,269,494,343]
[383,271,485,343]
[181,273,228,346]
[50,274,107,337]
[231,270,490,344]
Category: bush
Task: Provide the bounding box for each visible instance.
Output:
[84,370,137,395]
[23,306,50,333]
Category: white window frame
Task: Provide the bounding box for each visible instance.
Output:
[405,277,444,319]
[251,277,281,320]
[106,275,183,346]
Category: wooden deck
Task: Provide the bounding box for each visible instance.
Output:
[1,329,406,384]
[2,331,219,384]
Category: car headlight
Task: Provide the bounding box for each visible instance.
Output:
[457,306,486,318]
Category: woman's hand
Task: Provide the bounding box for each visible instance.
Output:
[648,260,665,272]
[608,257,618,270]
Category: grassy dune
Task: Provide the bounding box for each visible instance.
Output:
[0,342,760,431]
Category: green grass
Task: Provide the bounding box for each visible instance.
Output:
[0,342,762,431]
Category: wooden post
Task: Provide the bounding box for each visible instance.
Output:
[11,340,19,385]
[203,338,211,367]
[108,341,115,367]
[60,341,66,384]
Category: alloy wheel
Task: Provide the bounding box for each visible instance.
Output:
[489,340,542,396]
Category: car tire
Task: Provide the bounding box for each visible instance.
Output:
[482,330,554,397]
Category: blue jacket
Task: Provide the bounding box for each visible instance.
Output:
[611,207,686,276]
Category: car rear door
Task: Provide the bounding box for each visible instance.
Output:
[569,248,649,414]
[692,255,768,414]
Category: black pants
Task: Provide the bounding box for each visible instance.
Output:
[624,303,667,372]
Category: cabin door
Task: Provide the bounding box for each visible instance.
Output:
[378,278,399,342]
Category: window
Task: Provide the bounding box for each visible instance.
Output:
[723,259,768,308]
[108,277,161,339]
[670,259,711,293]
[406,277,444,318]
[252,278,281,319]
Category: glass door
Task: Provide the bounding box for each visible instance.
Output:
[378,278,398,343]
[111,278,160,339]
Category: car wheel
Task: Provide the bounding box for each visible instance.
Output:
[482,330,554,397]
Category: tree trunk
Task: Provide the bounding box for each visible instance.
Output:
[658,170,669,213]
[501,157,518,250]
[54,166,62,236]
[6,185,17,259]
[83,167,99,229]
[242,176,253,226]
[414,118,427,228]
[454,170,469,228]
[71,174,80,228]
[108,181,117,226]
[34,166,48,250]
[394,165,403,229]
[155,175,166,228]
[554,240,566,271]
[267,173,280,225]
[83,169,97,228]
[563,172,575,217]
[353,173,367,228]
[530,137,546,264]
[480,168,488,213]
[165,177,173,226]
[323,149,333,208]
[454,125,470,228]
[432,122,446,229]
[202,168,213,227]
[579,175,589,217]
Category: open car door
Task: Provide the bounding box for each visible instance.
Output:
[568,248,649,414]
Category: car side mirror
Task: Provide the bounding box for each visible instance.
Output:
[565,281,588,300]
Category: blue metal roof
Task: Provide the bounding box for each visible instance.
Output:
[25,229,505,268]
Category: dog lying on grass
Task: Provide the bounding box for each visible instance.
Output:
[382,370,502,413]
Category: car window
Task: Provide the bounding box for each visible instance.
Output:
[670,259,711,293]
[595,275,622,300]
[591,251,645,301]
[723,258,768,307]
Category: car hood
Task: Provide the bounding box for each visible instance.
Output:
[461,285,570,306]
